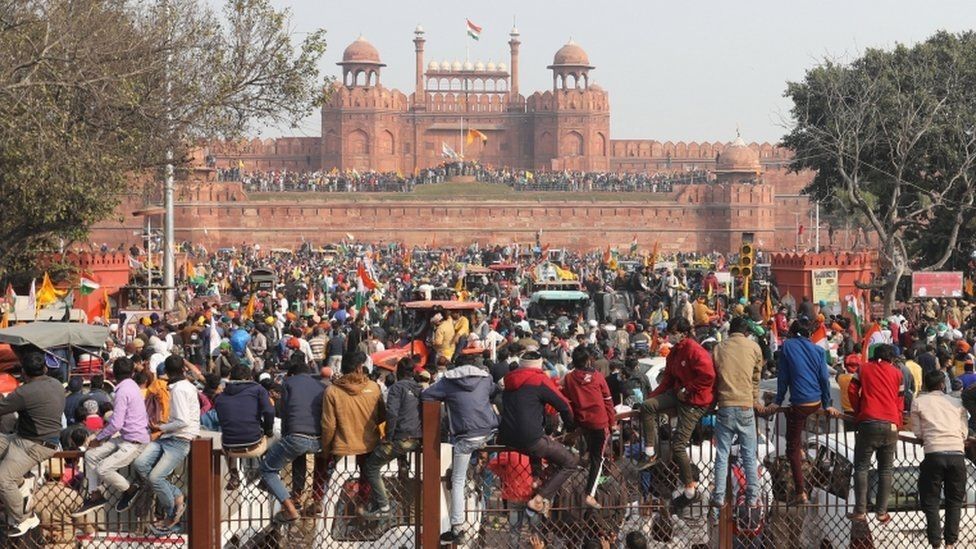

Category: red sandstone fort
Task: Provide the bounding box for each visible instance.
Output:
[92,28,823,253]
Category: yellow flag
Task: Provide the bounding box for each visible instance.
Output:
[466,129,488,145]
[103,289,111,321]
[238,160,245,170]
[36,272,65,309]
[243,294,256,320]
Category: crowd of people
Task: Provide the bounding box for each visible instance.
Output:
[0,240,974,548]
[210,161,708,194]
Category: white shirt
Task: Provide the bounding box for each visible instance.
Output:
[161,379,201,440]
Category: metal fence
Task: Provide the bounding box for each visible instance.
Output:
[4,405,976,548]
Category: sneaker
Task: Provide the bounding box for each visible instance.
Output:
[71,493,108,518]
[439,527,464,545]
[115,485,140,513]
[361,504,391,519]
[8,514,40,537]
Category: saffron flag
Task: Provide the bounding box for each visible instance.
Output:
[466,129,488,145]
[602,245,612,265]
[36,272,66,309]
[103,289,111,321]
[466,19,482,40]
[185,256,196,279]
[243,294,256,320]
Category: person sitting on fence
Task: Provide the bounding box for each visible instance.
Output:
[636,316,715,508]
[766,318,839,505]
[216,364,274,491]
[562,345,615,509]
[708,316,763,524]
[320,350,385,475]
[131,355,201,534]
[0,353,65,537]
[912,369,969,549]
[73,357,149,517]
[421,351,498,545]
[258,353,326,523]
[362,359,422,518]
[847,343,904,523]
[499,351,578,518]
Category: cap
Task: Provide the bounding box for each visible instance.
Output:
[431,313,443,323]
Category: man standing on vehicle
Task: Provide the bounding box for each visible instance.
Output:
[637,317,715,507]
[847,344,904,523]
[431,313,455,367]
[708,316,763,522]
[912,370,969,549]
[0,353,65,537]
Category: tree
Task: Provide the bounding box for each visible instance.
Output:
[0,0,329,278]
[783,31,976,313]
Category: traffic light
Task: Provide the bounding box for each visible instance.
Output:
[739,243,754,279]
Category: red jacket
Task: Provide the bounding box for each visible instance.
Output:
[563,368,616,430]
[649,338,716,407]
[849,359,904,427]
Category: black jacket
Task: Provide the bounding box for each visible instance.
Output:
[281,373,326,437]
[385,379,422,441]
[215,381,274,446]
[499,368,573,449]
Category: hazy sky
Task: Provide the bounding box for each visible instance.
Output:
[260,0,976,144]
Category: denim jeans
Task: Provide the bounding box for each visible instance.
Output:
[853,421,897,515]
[449,434,489,527]
[364,438,419,508]
[259,434,321,503]
[919,452,967,546]
[133,437,190,518]
[710,407,759,507]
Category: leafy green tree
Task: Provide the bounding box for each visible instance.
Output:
[783,31,976,312]
[0,0,329,278]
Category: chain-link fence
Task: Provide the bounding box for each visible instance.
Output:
[218,447,420,548]
[5,407,976,548]
[2,448,188,548]
[446,408,976,549]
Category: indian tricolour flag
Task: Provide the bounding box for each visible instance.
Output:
[845,293,863,337]
[466,19,482,40]
[80,278,100,296]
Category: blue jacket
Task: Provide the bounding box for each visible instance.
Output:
[281,373,326,437]
[422,365,498,440]
[776,337,833,408]
[215,381,274,446]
